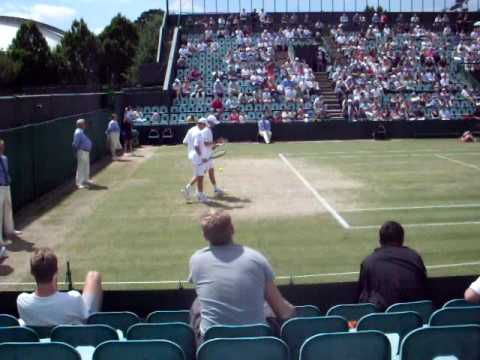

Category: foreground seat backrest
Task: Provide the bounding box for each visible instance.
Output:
[51,324,118,347]
[386,300,434,324]
[0,341,81,360]
[93,339,185,360]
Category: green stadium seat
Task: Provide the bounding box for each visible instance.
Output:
[400,325,480,360]
[299,331,390,360]
[87,312,141,336]
[0,327,39,343]
[294,305,322,318]
[92,340,184,360]
[281,316,348,360]
[127,323,195,360]
[51,325,118,347]
[197,337,289,360]
[386,300,434,324]
[203,324,273,342]
[326,303,377,323]
[27,326,53,339]
[443,298,476,308]
[357,312,422,355]
[429,306,480,326]
[0,342,81,360]
[0,315,19,328]
[147,311,190,324]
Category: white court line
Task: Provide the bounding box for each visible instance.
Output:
[351,221,480,230]
[278,153,350,229]
[343,203,480,213]
[1,261,479,286]
[435,154,480,170]
[285,152,480,159]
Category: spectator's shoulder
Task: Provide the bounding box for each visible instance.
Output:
[190,246,211,260]
[17,292,34,306]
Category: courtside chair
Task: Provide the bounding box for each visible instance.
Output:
[400,325,480,360]
[443,298,475,308]
[294,305,322,318]
[92,340,185,360]
[0,327,39,343]
[326,303,377,324]
[281,316,348,360]
[197,337,289,360]
[203,324,273,342]
[127,323,195,360]
[87,312,141,338]
[429,306,480,326]
[357,312,422,355]
[147,310,190,324]
[386,300,434,324]
[0,342,81,360]
[0,315,19,328]
[299,331,391,360]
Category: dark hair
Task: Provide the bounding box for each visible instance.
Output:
[379,221,404,246]
[30,247,58,284]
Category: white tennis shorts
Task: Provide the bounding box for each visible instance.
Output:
[189,152,207,176]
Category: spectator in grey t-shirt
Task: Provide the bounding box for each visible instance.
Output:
[189,210,295,343]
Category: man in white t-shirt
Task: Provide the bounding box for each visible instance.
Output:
[465,276,480,303]
[17,247,102,326]
[181,118,209,203]
[202,115,224,197]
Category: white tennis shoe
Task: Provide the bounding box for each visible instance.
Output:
[181,185,192,201]
[197,193,209,204]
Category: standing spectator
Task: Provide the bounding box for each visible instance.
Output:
[0,140,13,249]
[340,13,349,26]
[465,276,480,303]
[72,119,93,189]
[258,117,272,144]
[189,210,296,344]
[0,140,21,243]
[17,248,103,326]
[105,114,122,161]
[358,221,428,310]
[123,109,134,154]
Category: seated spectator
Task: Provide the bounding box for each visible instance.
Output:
[258,117,272,144]
[181,80,191,97]
[172,79,182,98]
[186,115,196,124]
[177,56,187,69]
[191,81,205,98]
[465,276,480,303]
[460,130,476,143]
[17,248,102,326]
[189,67,202,81]
[213,79,224,97]
[229,110,241,123]
[358,221,427,311]
[225,96,240,111]
[211,96,224,114]
[189,210,295,344]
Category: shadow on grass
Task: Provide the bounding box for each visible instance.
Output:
[6,237,36,253]
[205,201,245,210]
[86,183,109,191]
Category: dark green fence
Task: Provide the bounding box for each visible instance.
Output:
[1,110,110,211]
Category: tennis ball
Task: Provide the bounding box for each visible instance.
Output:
[219,167,223,172]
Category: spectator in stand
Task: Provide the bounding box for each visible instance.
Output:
[172,79,182,98]
[191,80,205,98]
[358,221,427,311]
[189,210,295,344]
[225,96,240,111]
[340,13,349,26]
[258,116,272,144]
[211,96,224,115]
[229,110,241,123]
[465,276,480,303]
[17,247,103,326]
[213,79,224,97]
[189,67,202,82]
[181,80,191,97]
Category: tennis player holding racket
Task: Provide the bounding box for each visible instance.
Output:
[202,115,224,197]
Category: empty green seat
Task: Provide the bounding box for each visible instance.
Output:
[400,325,480,360]
[300,331,390,360]
[294,305,322,318]
[93,340,184,360]
[0,327,39,343]
[87,312,141,336]
[0,315,19,328]
[443,298,476,308]
[0,342,81,360]
[281,316,348,360]
[326,303,377,323]
[429,306,480,326]
[386,300,434,324]
[204,324,273,342]
[147,311,190,324]
[127,323,195,360]
[51,325,118,347]
[27,326,53,339]
[198,337,289,360]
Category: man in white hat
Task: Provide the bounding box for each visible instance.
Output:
[202,115,224,197]
[182,118,209,203]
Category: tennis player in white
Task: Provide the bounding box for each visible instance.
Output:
[182,118,208,203]
[202,115,224,197]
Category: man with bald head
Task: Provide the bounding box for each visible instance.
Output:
[72,119,93,189]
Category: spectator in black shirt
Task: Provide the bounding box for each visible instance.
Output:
[358,221,427,311]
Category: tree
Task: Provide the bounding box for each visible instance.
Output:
[8,21,53,86]
[0,52,20,87]
[57,19,101,84]
[99,14,139,85]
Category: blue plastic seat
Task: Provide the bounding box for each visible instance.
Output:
[429,306,480,326]
[93,340,184,360]
[203,324,273,342]
[0,342,81,360]
[197,337,289,360]
[147,310,190,324]
[0,327,39,343]
[0,315,19,328]
[326,303,377,323]
[386,300,434,324]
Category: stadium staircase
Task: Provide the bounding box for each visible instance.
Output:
[315,72,344,120]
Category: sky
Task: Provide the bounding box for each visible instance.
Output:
[0,0,478,34]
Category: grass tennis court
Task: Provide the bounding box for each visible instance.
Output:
[4,139,480,290]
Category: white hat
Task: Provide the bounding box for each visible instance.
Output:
[198,117,208,125]
[207,114,220,125]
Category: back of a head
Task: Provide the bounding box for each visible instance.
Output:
[201,210,234,246]
[30,247,58,285]
[379,221,404,246]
